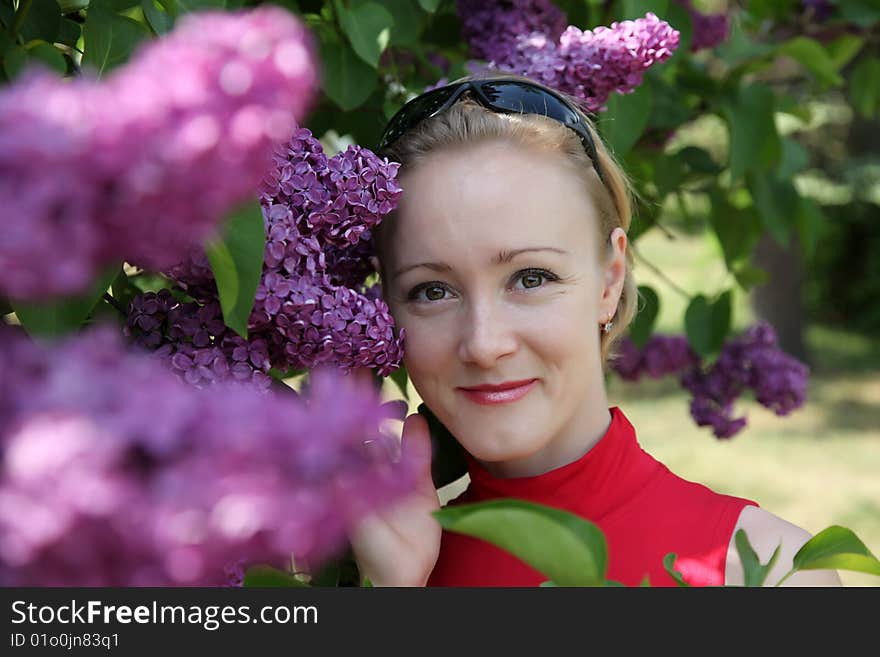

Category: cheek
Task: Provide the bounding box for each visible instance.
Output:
[400,317,453,379]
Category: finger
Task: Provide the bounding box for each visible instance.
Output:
[401,413,432,481]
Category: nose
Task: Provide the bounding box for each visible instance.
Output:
[457,299,518,368]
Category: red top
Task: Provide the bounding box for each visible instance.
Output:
[427,406,758,587]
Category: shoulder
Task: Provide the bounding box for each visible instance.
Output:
[724,506,842,586]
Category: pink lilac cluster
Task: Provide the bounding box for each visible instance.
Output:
[128,129,406,385]
[0,325,417,586]
[0,7,317,301]
[508,14,680,112]
[674,1,731,52]
[456,2,680,113]
[456,0,567,64]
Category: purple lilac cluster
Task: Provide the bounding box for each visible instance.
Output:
[680,322,809,438]
[456,2,679,113]
[456,0,567,64]
[0,325,417,586]
[125,290,273,390]
[801,0,835,22]
[128,129,406,386]
[610,334,701,381]
[674,1,731,52]
[0,7,317,301]
[612,323,809,439]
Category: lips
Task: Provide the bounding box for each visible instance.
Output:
[457,379,538,406]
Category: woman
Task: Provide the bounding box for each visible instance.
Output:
[350,75,841,587]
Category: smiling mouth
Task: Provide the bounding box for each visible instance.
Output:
[457,379,538,406]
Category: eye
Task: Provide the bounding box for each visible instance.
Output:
[407,283,450,303]
[514,268,557,290]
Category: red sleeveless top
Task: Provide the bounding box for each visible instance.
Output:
[427,406,758,587]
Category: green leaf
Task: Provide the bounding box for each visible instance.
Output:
[389,364,409,400]
[777,138,808,179]
[175,0,226,13]
[600,81,652,158]
[708,190,762,270]
[779,36,843,88]
[11,266,119,338]
[849,56,880,119]
[721,83,780,181]
[617,0,668,21]
[791,525,880,576]
[320,43,378,111]
[242,565,310,587]
[335,0,394,69]
[2,44,28,80]
[56,17,83,48]
[434,499,608,586]
[376,0,424,47]
[732,263,769,291]
[684,292,729,359]
[82,1,150,76]
[838,0,880,28]
[678,146,722,175]
[417,403,468,489]
[826,34,864,70]
[734,529,781,587]
[58,0,91,11]
[205,200,266,339]
[27,41,67,73]
[16,0,61,44]
[141,0,173,34]
[748,174,799,248]
[662,553,690,587]
[628,284,659,349]
[793,196,825,261]
[416,0,440,11]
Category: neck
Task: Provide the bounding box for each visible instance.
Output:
[476,394,613,479]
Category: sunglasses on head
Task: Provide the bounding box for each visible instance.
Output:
[377,78,606,184]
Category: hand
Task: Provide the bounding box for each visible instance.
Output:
[349,413,441,586]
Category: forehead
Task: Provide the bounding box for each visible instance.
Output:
[389,140,599,259]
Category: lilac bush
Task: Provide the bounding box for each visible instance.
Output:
[0,7,318,301]
[0,325,417,586]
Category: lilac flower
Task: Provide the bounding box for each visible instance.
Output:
[133,129,406,386]
[0,325,418,586]
[0,7,318,301]
[612,323,808,439]
[680,322,810,439]
[674,1,731,52]
[455,4,680,113]
[456,0,568,64]
[610,334,700,381]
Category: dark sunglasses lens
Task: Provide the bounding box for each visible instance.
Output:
[379,85,459,150]
[479,81,581,128]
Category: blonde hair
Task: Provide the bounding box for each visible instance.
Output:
[374,74,639,373]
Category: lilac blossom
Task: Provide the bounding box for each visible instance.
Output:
[612,323,809,439]
[0,325,417,586]
[0,7,318,301]
[131,129,406,385]
[456,0,567,64]
[455,4,680,113]
[674,1,731,52]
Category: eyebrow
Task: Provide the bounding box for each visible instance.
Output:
[391,247,570,281]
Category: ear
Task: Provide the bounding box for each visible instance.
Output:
[598,227,627,320]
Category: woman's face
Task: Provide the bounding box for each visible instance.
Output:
[381,139,627,477]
